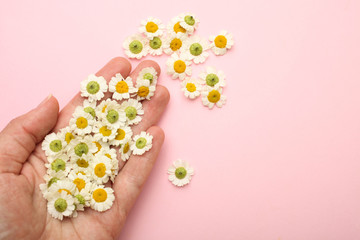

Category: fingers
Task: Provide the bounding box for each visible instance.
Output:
[114,126,165,217]
[0,96,59,174]
[53,57,132,132]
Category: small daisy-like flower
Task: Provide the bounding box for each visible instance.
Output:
[209,30,234,56]
[166,53,192,80]
[148,35,164,56]
[123,34,148,59]
[82,99,97,119]
[181,36,210,64]
[131,131,153,155]
[139,17,164,40]
[91,156,112,184]
[92,140,110,156]
[42,132,67,157]
[90,185,115,212]
[181,78,202,99]
[109,126,133,147]
[168,159,194,187]
[135,79,156,101]
[100,147,118,163]
[198,66,226,88]
[45,179,77,200]
[80,74,108,102]
[97,99,126,129]
[137,67,158,86]
[69,135,97,159]
[40,171,67,195]
[45,154,71,176]
[92,122,116,143]
[201,85,227,109]
[58,126,76,145]
[179,13,199,35]
[163,32,187,55]
[75,184,92,208]
[167,16,187,35]
[119,139,132,162]
[68,171,91,192]
[47,191,75,220]
[69,107,95,136]
[109,73,136,101]
[120,99,144,125]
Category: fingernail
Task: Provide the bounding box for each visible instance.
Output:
[38,94,52,107]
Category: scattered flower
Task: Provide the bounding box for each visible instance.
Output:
[209,30,234,56]
[168,159,194,187]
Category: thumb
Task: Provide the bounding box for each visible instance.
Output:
[0,95,59,174]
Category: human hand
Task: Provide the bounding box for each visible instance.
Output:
[0,57,169,239]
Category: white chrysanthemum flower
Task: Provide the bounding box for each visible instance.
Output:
[92,122,116,143]
[69,135,97,159]
[166,53,192,80]
[198,66,226,88]
[109,73,136,101]
[119,139,132,162]
[90,185,115,212]
[42,132,67,157]
[209,30,234,56]
[80,74,108,102]
[98,148,119,182]
[44,179,77,200]
[167,15,188,35]
[92,140,110,156]
[168,159,194,187]
[68,171,92,193]
[47,191,75,220]
[181,78,202,99]
[75,184,92,208]
[82,99,97,119]
[45,154,71,176]
[123,34,148,59]
[120,99,144,125]
[70,152,93,169]
[148,35,164,56]
[181,36,210,64]
[139,17,164,40]
[39,171,67,196]
[137,67,158,86]
[163,32,187,55]
[179,13,199,35]
[134,79,156,101]
[69,107,95,136]
[131,131,153,155]
[109,126,133,147]
[201,85,227,109]
[97,99,126,130]
[58,126,76,145]
[91,156,112,184]
[99,147,117,163]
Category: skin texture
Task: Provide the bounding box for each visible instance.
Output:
[0,57,170,240]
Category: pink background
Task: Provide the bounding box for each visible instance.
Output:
[1,0,360,239]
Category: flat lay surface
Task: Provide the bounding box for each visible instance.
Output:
[1,0,360,239]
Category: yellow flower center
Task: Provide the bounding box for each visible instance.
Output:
[173,22,186,33]
[115,81,129,93]
[93,189,107,203]
[186,83,196,92]
[65,132,74,144]
[76,117,88,129]
[102,105,107,113]
[145,21,159,33]
[94,141,102,154]
[105,153,112,159]
[170,38,182,51]
[174,60,186,73]
[115,129,126,140]
[58,189,71,195]
[207,90,221,103]
[76,158,89,168]
[138,86,150,97]
[214,35,227,48]
[99,126,112,137]
[77,171,86,175]
[73,178,86,191]
[94,163,106,178]
[123,142,130,154]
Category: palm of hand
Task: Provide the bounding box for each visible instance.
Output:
[0,58,169,240]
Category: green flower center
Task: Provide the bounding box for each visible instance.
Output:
[106,109,119,123]
[75,194,85,205]
[184,15,195,26]
[47,177,59,187]
[129,40,143,54]
[54,198,67,212]
[86,81,100,94]
[51,159,66,172]
[206,74,219,86]
[74,143,89,157]
[149,37,162,49]
[49,140,62,152]
[143,73,154,84]
[175,167,187,179]
[189,43,203,56]
[135,137,147,149]
[84,107,96,118]
[125,106,137,120]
